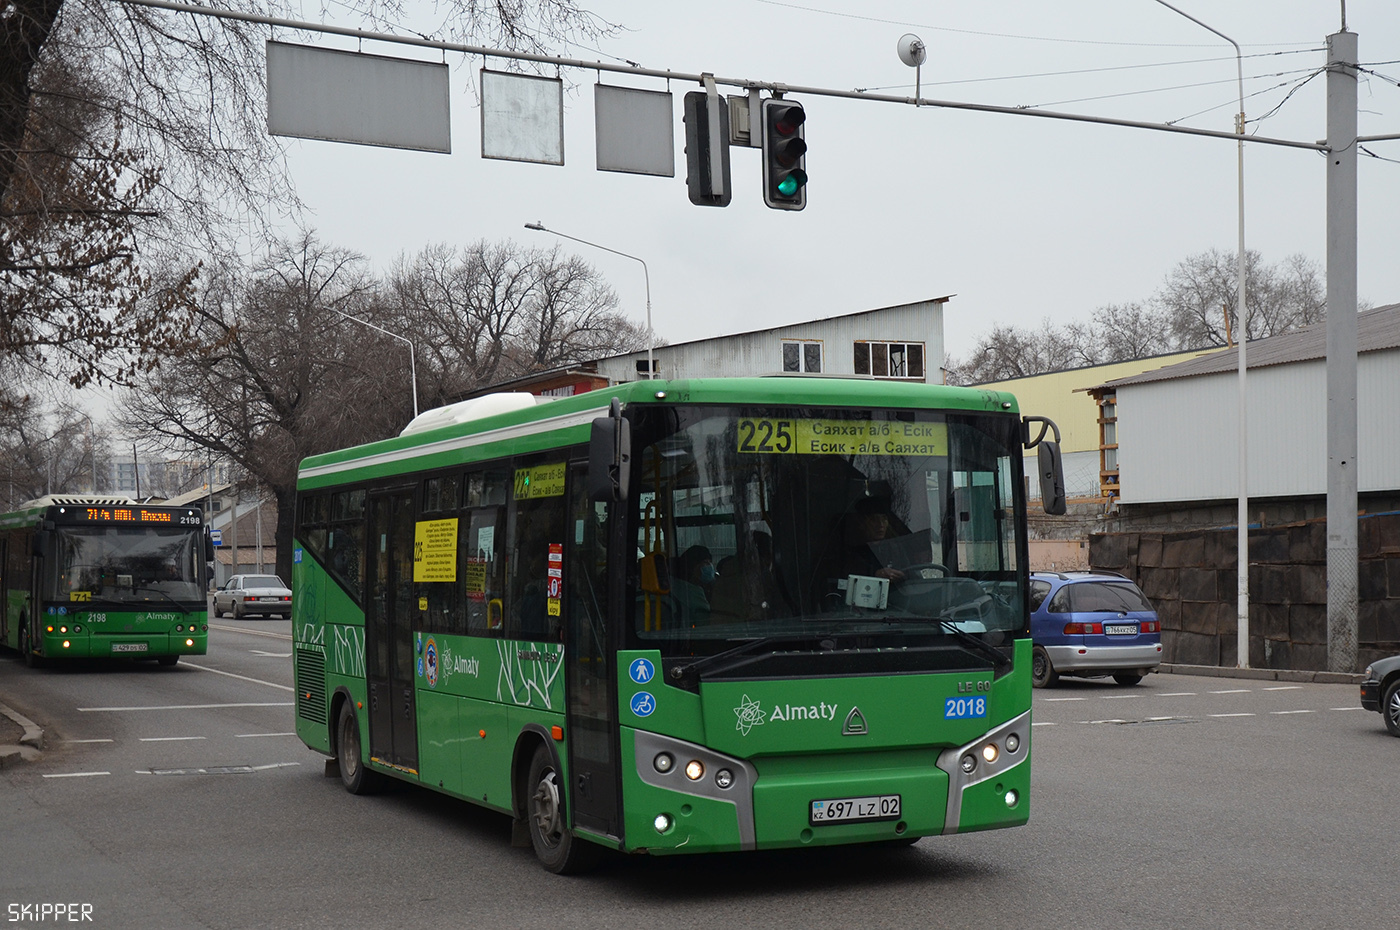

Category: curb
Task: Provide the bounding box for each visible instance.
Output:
[0,700,45,758]
[1160,663,1363,685]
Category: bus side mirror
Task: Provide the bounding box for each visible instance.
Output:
[588,399,631,503]
[204,529,216,562]
[1023,415,1067,516]
[1037,441,1067,516]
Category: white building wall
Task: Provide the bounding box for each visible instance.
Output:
[1118,349,1400,503]
[596,300,944,382]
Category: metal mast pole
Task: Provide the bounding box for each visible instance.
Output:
[1326,29,1359,673]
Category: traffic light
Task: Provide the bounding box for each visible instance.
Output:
[761,98,806,210]
[683,91,731,207]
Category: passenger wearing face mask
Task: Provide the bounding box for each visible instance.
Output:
[672,545,714,628]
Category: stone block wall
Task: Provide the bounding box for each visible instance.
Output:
[1088,512,1400,672]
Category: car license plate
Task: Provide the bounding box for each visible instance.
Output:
[811,794,900,825]
[260,597,282,602]
[112,643,148,653]
[1105,624,1138,635]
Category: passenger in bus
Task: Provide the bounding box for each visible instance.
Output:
[670,545,714,627]
[711,532,781,623]
[841,497,906,582]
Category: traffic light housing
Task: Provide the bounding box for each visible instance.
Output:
[683,91,731,207]
[761,98,806,210]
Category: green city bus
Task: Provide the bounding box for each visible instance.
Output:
[292,377,1065,872]
[1,496,213,666]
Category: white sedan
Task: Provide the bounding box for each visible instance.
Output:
[213,574,292,619]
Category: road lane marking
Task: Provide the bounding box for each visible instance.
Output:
[63,739,113,744]
[1158,692,1197,696]
[42,771,110,778]
[208,624,292,641]
[181,661,293,691]
[79,702,293,712]
[1271,710,1314,715]
[1101,694,1140,699]
[1083,719,1129,724]
[139,736,207,742]
[1043,697,1086,702]
[1264,685,1302,691]
[1031,722,1056,727]
[1209,713,1255,717]
[1210,689,1251,694]
[236,732,296,738]
[250,651,292,657]
[1331,706,1364,711]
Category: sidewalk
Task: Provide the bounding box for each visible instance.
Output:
[0,699,44,768]
[1160,663,1363,685]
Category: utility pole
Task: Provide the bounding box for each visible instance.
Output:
[1326,29,1359,673]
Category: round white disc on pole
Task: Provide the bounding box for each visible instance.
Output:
[897,34,926,68]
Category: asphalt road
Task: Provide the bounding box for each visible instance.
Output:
[1,626,1395,930]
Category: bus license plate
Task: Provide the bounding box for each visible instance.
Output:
[810,794,900,825]
[112,643,148,653]
[1105,624,1137,635]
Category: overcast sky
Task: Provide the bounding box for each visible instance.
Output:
[274,1,1398,363]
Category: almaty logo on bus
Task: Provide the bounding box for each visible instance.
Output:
[735,694,848,735]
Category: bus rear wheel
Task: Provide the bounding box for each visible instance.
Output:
[336,702,383,795]
[525,744,596,875]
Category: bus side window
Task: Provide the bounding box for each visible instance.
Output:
[463,505,505,636]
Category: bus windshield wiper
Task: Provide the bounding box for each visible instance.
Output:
[669,635,798,684]
[935,616,1011,672]
[134,586,191,613]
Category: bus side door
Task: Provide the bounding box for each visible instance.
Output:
[366,489,419,773]
[564,462,620,840]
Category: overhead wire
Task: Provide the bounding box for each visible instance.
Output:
[752,0,1318,49]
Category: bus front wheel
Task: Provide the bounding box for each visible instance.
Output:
[525,744,596,875]
[20,624,44,669]
[336,702,383,795]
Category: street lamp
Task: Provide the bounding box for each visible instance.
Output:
[1151,0,1250,667]
[524,222,655,379]
[331,310,419,418]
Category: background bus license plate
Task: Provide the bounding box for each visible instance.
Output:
[810,795,900,825]
[944,696,987,719]
[112,643,148,653]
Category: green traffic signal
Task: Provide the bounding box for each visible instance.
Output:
[777,169,807,197]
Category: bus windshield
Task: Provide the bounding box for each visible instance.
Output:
[46,526,206,604]
[627,404,1026,661]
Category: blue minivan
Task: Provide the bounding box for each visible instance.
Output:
[1029,570,1163,688]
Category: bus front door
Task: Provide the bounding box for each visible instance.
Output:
[366,489,419,774]
[564,464,620,840]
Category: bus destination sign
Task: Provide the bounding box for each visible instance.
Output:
[54,506,203,527]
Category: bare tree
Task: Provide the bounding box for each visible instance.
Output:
[2,0,617,388]
[1154,248,1328,348]
[948,250,1333,385]
[119,233,406,580]
[388,239,648,404]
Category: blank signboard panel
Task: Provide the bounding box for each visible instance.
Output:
[267,41,451,153]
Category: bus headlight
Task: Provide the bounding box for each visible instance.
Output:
[684,760,704,780]
[981,743,1000,764]
[715,768,734,789]
[185,639,194,647]
[960,754,977,774]
[1005,733,1021,754]
[653,752,674,774]
[653,814,672,833]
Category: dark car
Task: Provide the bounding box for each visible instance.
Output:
[1029,570,1163,688]
[213,574,292,619]
[1360,654,1400,737]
